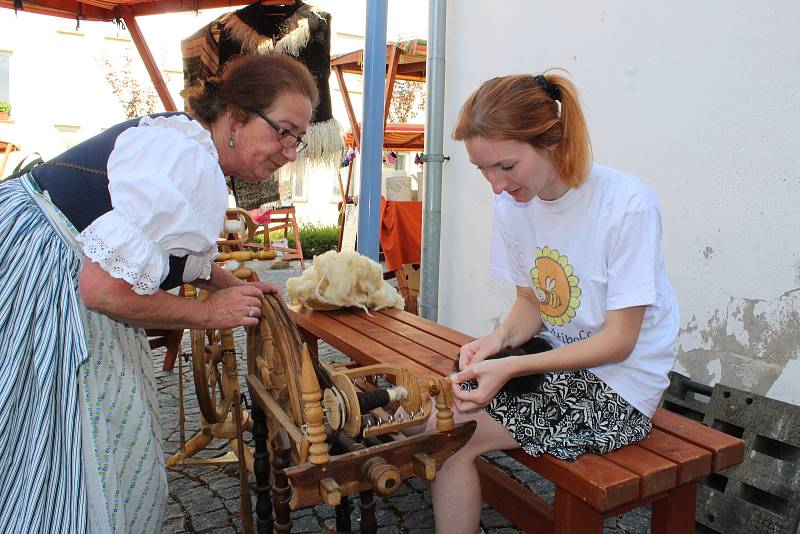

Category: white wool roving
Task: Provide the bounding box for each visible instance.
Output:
[287,250,404,311]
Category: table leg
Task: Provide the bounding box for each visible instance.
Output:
[651,482,698,534]
[554,486,604,534]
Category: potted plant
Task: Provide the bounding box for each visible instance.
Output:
[0,101,10,120]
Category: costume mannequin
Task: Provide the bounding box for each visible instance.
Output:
[182,0,342,208]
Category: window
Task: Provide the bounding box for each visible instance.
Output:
[0,52,11,109]
[54,124,82,151]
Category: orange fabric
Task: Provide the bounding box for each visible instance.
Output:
[380,197,422,272]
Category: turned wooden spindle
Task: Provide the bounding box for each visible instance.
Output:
[178,283,197,451]
[300,344,329,464]
[362,456,402,497]
[429,378,455,432]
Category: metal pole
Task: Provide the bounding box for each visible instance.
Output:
[419,0,447,321]
[357,0,388,261]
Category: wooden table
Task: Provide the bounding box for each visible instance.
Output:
[288,305,746,533]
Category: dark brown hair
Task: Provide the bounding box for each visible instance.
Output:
[453,70,592,187]
[184,54,320,125]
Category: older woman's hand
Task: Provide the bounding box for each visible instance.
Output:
[202,284,265,329]
[249,280,282,296]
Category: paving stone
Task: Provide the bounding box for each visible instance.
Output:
[480,508,513,528]
[190,511,232,532]
[403,509,435,529]
[289,514,324,533]
[386,492,428,513]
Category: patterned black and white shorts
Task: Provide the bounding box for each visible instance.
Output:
[464,369,652,461]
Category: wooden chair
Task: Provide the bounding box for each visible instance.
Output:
[396,263,420,314]
[0,140,20,178]
[254,206,305,269]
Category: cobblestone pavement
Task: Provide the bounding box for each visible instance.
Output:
[156,261,650,533]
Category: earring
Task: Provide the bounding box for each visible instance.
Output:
[228,137,235,149]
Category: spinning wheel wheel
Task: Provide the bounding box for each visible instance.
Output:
[191,325,237,425]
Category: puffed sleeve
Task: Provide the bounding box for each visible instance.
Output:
[76,116,227,295]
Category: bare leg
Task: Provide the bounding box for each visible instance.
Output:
[430,407,518,534]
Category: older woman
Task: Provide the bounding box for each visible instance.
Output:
[0,54,318,533]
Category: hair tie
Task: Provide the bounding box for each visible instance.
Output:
[203,78,219,91]
[534,74,560,102]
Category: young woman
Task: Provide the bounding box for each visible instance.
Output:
[0,54,317,533]
[431,72,680,533]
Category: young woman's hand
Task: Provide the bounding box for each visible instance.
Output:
[458,331,504,371]
[451,358,512,413]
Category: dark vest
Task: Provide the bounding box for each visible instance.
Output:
[30,112,191,290]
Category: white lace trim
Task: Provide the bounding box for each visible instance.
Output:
[138,115,218,160]
[76,211,169,296]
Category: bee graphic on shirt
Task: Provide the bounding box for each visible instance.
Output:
[533,276,561,309]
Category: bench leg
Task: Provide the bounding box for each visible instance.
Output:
[651,481,697,534]
[554,486,604,534]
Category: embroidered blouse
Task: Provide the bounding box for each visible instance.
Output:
[76,115,226,295]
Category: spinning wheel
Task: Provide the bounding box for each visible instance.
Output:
[243,294,477,533]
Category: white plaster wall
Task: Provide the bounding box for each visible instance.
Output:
[440,0,800,402]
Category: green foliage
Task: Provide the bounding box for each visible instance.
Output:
[0,101,10,114]
[270,223,339,259]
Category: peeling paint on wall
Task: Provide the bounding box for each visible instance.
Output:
[675,287,800,404]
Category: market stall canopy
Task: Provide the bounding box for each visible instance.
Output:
[345,123,423,152]
[331,38,426,82]
[0,0,248,22]
[332,39,426,150]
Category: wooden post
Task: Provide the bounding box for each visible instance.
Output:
[118,6,178,112]
[334,66,360,149]
[383,45,402,126]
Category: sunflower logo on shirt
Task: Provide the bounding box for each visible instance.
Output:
[530,246,582,326]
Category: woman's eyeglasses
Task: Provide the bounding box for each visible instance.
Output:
[250,108,308,153]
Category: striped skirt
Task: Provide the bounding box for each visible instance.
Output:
[0,177,88,531]
[0,176,167,532]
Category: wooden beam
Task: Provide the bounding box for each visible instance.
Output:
[130,0,251,17]
[383,45,401,126]
[335,65,360,149]
[118,5,177,112]
[0,0,111,21]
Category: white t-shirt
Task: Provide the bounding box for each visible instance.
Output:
[490,164,680,417]
[76,115,227,295]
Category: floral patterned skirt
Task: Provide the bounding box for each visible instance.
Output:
[466,369,652,461]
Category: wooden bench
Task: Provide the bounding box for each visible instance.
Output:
[288,305,746,533]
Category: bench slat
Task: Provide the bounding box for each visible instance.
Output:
[379,307,475,346]
[288,307,437,378]
[353,310,462,362]
[637,429,712,484]
[507,449,640,511]
[652,408,745,471]
[603,443,678,498]
[325,311,456,373]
